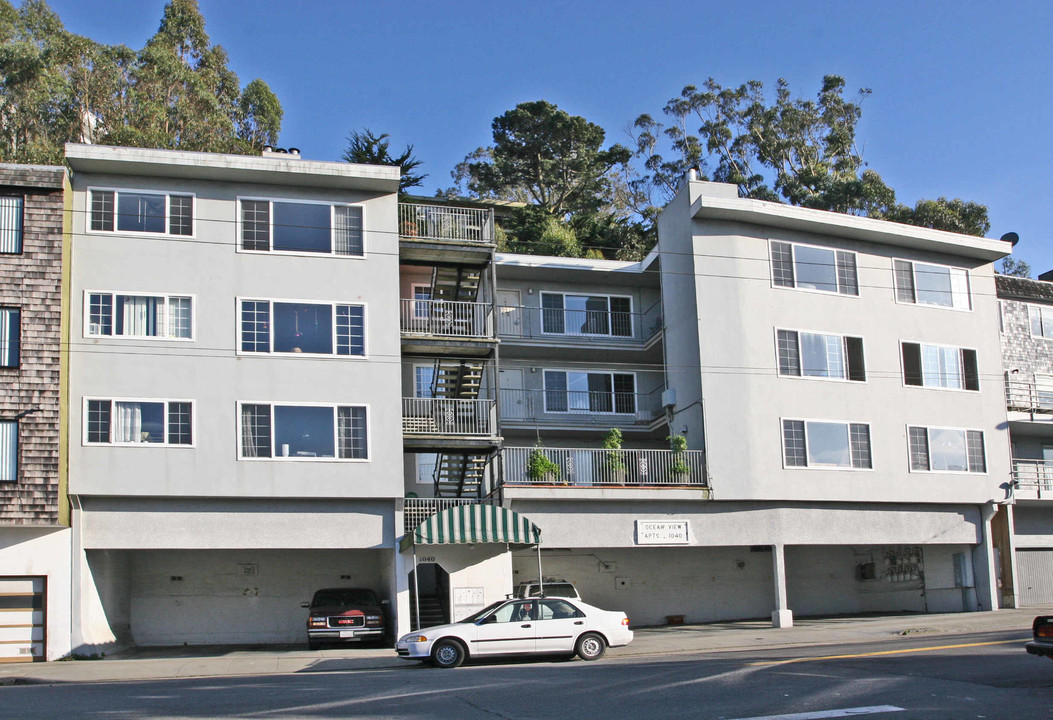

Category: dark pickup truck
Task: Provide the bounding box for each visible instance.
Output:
[302,587,386,650]
[1025,616,1053,660]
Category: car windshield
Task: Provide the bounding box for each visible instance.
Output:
[311,589,378,607]
[524,583,576,597]
[458,601,507,624]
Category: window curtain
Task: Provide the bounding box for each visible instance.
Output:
[241,405,260,457]
[0,308,17,367]
[113,402,143,443]
[0,421,16,482]
[0,196,23,253]
[118,296,159,336]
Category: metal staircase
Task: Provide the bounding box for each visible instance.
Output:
[431,265,482,303]
[430,359,489,498]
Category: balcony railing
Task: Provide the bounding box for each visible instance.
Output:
[402,397,496,436]
[500,388,663,427]
[496,303,663,344]
[1005,375,1053,414]
[399,203,494,244]
[403,497,492,534]
[1012,460,1053,500]
[502,447,707,487]
[400,299,493,339]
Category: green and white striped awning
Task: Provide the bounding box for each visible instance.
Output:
[400,505,541,551]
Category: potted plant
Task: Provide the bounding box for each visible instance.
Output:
[667,434,690,481]
[526,443,562,485]
[602,428,627,484]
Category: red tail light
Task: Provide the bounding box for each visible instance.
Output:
[1038,624,1053,639]
[622,617,630,626]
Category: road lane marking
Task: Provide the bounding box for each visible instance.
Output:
[726,706,904,720]
[748,638,1025,666]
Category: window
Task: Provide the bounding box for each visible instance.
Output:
[1028,305,1053,339]
[86,293,192,339]
[414,365,435,398]
[0,421,16,482]
[240,199,363,256]
[893,260,970,310]
[238,300,364,356]
[908,426,985,473]
[776,329,865,381]
[239,403,368,460]
[0,195,23,253]
[771,241,858,296]
[0,307,19,368]
[84,399,193,446]
[89,189,193,236]
[541,293,632,337]
[782,419,871,469]
[543,370,636,414]
[901,343,978,390]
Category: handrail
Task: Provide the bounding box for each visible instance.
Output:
[403,497,492,534]
[1012,459,1053,500]
[398,203,494,244]
[400,299,493,339]
[496,303,663,343]
[499,388,663,425]
[502,447,706,487]
[402,397,496,436]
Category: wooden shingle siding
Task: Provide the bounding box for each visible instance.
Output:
[0,165,65,525]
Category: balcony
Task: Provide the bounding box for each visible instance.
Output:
[403,497,494,534]
[400,299,493,340]
[1005,375,1053,415]
[398,203,495,267]
[497,303,663,346]
[1012,460,1053,500]
[502,447,707,488]
[500,388,664,429]
[402,398,498,449]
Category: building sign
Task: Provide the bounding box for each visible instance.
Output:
[635,520,690,545]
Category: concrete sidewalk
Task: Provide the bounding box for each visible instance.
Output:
[1,607,1047,686]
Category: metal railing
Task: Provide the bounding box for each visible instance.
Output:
[496,303,663,343]
[403,497,492,534]
[1005,374,1053,414]
[499,388,663,426]
[400,299,493,338]
[1012,460,1053,500]
[502,447,707,487]
[398,203,494,244]
[402,397,496,436]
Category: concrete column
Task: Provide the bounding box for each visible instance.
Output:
[973,502,1002,612]
[771,543,793,628]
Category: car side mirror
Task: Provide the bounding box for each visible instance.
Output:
[300,601,310,609]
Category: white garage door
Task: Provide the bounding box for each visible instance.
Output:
[1017,549,1053,606]
[0,577,45,663]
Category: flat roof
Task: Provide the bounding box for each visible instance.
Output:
[687,182,1012,262]
[64,143,400,193]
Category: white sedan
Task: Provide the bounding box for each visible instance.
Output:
[396,596,633,668]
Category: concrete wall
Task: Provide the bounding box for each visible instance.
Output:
[1013,505,1053,548]
[0,527,72,660]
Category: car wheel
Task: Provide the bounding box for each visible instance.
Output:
[575,632,606,661]
[431,639,466,669]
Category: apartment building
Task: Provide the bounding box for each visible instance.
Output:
[995,272,1053,607]
[64,144,404,650]
[0,163,72,662]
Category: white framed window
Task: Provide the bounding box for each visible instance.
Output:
[540,292,633,337]
[414,365,435,398]
[901,342,978,390]
[782,419,872,469]
[0,195,24,253]
[770,241,858,296]
[1028,305,1053,339]
[776,329,865,381]
[85,292,193,340]
[0,307,19,368]
[238,402,368,460]
[907,426,985,473]
[543,370,636,414]
[238,198,364,256]
[238,299,365,356]
[0,420,16,482]
[893,259,971,310]
[411,284,432,319]
[88,188,194,236]
[84,398,193,446]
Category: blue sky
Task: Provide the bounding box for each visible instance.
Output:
[44,0,1053,272]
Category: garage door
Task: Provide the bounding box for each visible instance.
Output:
[0,577,45,663]
[1017,549,1053,606]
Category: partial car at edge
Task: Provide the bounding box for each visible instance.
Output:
[1025,615,1053,660]
[396,596,632,668]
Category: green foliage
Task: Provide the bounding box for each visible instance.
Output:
[499,206,583,257]
[632,75,990,237]
[343,127,426,194]
[602,429,626,474]
[998,257,1032,278]
[0,0,283,164]
[667,434,689,476]
[526,444,561,482]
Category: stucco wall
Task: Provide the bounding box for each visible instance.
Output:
[0,526,72,660]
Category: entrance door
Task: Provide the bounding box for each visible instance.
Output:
[0,577,44,663]
[496,290,521,337]
[498,368,526,420]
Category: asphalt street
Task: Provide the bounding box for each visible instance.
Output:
[2,629,1050,719]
